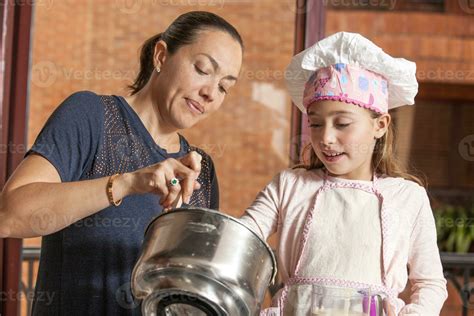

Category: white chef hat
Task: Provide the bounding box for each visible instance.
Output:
[285,32,418,113]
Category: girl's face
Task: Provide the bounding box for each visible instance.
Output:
[153,29,242,130]
[307,100,390,180]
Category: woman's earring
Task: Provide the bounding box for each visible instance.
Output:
[156,66,161,74]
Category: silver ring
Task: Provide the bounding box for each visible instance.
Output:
[169,177,180,187]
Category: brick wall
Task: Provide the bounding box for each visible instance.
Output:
[326,10,474,84]
[27,0,296,219]
[21,2,474,315]
[23,1,295,314]
[326,9,474,314]
[28,5,473,226]
[326,9,474,189]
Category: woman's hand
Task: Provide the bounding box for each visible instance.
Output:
[0,151,203,237]
[123,151,202,209]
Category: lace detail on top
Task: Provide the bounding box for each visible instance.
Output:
[187,146,213,208]
[83,95,215,208]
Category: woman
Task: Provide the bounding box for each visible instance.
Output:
[0,11,243,315]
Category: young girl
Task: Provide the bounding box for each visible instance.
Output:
[241,32,447,315]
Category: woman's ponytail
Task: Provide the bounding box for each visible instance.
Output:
[128,33,162,95]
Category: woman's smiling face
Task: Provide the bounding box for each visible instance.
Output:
[153,29,242,130]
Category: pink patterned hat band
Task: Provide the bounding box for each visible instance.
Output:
[303,63,389,114]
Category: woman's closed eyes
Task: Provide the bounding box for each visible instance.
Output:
[194,64,228,94]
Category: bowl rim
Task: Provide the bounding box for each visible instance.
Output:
[143,207,278,283]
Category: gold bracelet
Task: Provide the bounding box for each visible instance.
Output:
[106,173,122,206]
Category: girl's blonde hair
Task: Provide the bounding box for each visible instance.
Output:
[297,111,426,186]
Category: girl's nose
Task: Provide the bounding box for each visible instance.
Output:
[320,126,336,145]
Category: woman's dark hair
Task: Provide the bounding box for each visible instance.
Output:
[129,11,243,95]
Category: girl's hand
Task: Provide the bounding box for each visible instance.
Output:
[383,299,396,316]
[124,151,202,209]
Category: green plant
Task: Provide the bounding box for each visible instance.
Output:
[434,204,474,253]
